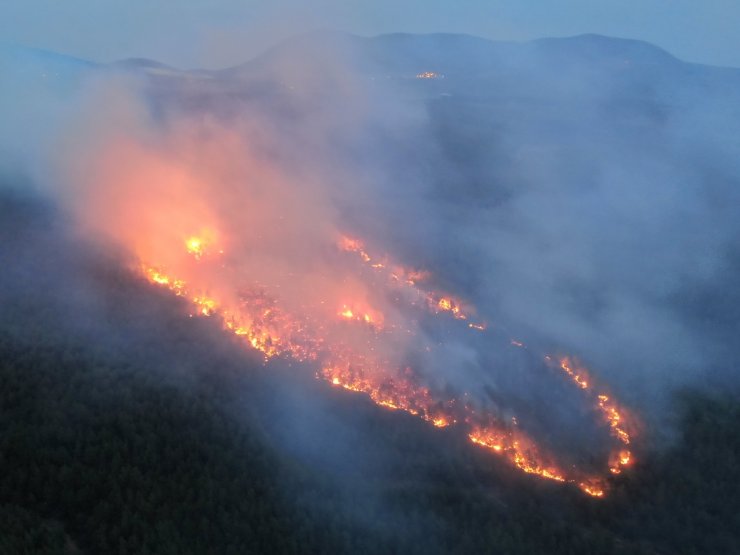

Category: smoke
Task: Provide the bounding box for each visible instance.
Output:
[1,31,739,494]
[326,35,740,411]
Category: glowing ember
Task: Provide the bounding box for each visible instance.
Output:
[416,71,442,79]
[433,296,467,319]
[338,304,383,328]
[579,482,605,497]
[432,417,450,428]
[193,295,217,316]
[609,449,632,475]
[559,357,589,389]
[144,267,185,294]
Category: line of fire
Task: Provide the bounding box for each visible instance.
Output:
[141,228,637,498]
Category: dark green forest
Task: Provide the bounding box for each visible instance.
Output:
[1,190,739,555]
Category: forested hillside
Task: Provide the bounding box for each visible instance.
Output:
[1,191,739,555]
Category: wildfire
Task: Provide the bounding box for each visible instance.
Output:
[432,417,450,428]
[184,230,223,260]
[338,304,383,328]
[435,297,466,319]
[337,236,465,305]
[542,355,635,480]
[63,115,638,499]
[559,357,589,389]
[468,425,566,482]
[140,231,637,499]
[186,236,205,258]
[609,450,632,475]
[193,295,217,316]
[144,266,185,294]
[598,394,632,445]
[579,482,605,498]
[338,235,372,263]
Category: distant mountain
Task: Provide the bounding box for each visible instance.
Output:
[5,32,740,96]
[532,33,678,65]
[0,43,97,91]
[110,57,172,70]
[224,32,682,77]
[0,43,97,71]
[205,31,740,114]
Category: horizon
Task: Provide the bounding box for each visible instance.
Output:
[2,1,739,70]
[4,30,733,72]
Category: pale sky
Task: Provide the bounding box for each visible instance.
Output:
[1,0,739,69]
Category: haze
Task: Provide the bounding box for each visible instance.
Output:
[3,0,740,69]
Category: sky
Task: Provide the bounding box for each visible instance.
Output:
[1,0,739,69]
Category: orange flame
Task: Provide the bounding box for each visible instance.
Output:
[543,355,635,484]
[67,125,636,499]
[140,232,638,498]
[185,236,205,258]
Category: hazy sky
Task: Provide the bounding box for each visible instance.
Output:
[2,0,738,69]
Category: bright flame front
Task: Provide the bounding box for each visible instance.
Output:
[140,232,637,498]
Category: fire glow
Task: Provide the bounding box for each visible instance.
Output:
[140,232,636,498]
[68,127,636,499]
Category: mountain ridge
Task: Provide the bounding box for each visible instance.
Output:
[3,31,738,76]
